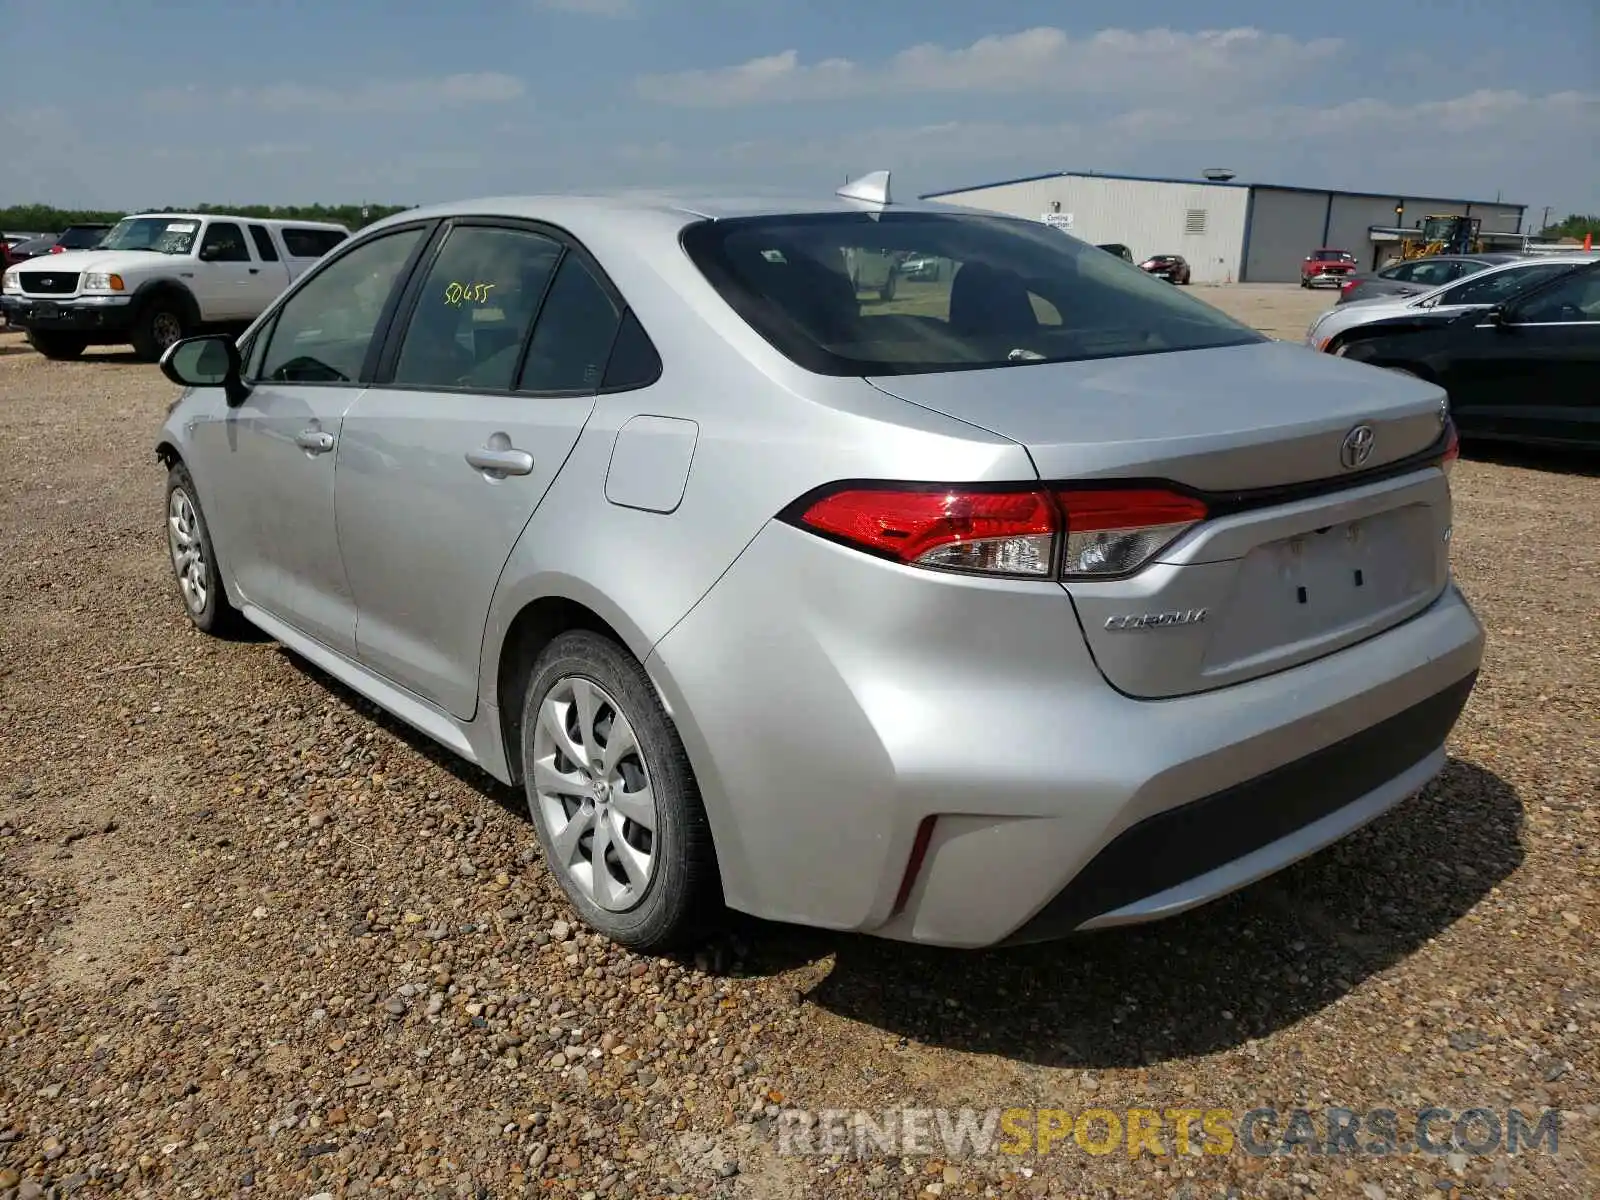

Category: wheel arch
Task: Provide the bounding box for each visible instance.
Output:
[489,581,655,787]
[131,279,201,326]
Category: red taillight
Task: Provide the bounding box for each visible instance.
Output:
[48,244,66,254]
[796,487,1058,576]
[1341,279,1358,292]
[1440,423,1460,476]
[791,484,1207,579]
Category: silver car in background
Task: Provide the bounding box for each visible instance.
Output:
[1306,254,1599,354]
[157,176,1483,951]
[1335,253,1525,305]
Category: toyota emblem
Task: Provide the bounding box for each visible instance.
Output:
[1340,424,1375,470]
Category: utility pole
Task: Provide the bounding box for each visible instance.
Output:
[1540,205,1553,233]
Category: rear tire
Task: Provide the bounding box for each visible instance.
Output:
[132,301,188,363]
[29,331,87,360]
[520,630,720,950]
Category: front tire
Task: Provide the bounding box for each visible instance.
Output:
[520,630,718,950]
[132,302,187,363]
[165,462,243,636]
[29,331,87,360]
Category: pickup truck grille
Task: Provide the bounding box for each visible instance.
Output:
[19,272,79,295]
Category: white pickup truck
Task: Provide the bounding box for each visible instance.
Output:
[1,213,349,361]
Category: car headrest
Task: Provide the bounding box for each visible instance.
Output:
[949,261,1039,336]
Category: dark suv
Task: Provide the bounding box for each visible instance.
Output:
[7,224,112,262]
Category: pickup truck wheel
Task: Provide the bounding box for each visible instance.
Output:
[132,304,187,363]
[28,331,88,360]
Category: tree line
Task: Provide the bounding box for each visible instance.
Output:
[0,203,412,233]
[1538,213,1600,241]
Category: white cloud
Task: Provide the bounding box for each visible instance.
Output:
[708,88,1598,203]
[143,72,526,116]
[636,26,1343,107]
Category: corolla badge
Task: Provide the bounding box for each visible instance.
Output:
[1104,609,1208,631]
[1339,424,1375,470]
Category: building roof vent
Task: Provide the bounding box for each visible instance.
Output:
[1202,168,1237,182]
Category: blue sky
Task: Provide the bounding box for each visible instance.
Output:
[2,0,1595,222]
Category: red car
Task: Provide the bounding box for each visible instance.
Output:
[1301,249,1357,288]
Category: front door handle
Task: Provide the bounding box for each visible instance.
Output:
[248,268,260,275]
[295,429,335,454]
[466,446,535,477]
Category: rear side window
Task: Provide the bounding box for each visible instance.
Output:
[517,255,620,393]
[281,227,349,258]
[248,224,280,262]
[57,226,107,249]
[682,212,1261,376]
[602,310,663,390]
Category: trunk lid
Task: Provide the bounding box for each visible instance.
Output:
[868,341,1454,698]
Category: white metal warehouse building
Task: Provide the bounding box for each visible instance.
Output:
[920,171,1527,285]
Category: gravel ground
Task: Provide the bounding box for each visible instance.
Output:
[1,289,1595,1200]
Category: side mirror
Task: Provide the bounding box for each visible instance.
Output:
[1483,304,1508,326]
[160,334,249,406]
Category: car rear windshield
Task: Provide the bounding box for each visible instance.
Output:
[57,226,108,249]
[681,212,1262,376]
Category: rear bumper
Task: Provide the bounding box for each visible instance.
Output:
[999,670,1473,943]
[0,295,134,335]
[646,520,1485,948]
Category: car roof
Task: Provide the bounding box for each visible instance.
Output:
[122,212,349,230]
[362,190,1011,242]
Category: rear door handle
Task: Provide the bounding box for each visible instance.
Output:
[248,268,260,274]
[295,429,335,454]
[466,446,534,477]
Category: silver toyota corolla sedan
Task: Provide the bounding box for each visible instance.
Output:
[155,173,1485,951]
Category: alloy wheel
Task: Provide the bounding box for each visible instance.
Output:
[530,676,659,912]
[167,487,207,614]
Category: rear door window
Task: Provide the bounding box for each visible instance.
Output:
[248,224,281,262]
[390,225,562,392]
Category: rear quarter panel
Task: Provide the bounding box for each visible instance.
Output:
[474,206,1036,698]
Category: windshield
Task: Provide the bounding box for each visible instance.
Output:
[682,212,1262,376]
[1313,250,1353,261]
[98,217,201,255]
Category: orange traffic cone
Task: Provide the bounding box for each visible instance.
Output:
[1586,232,1594,251]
